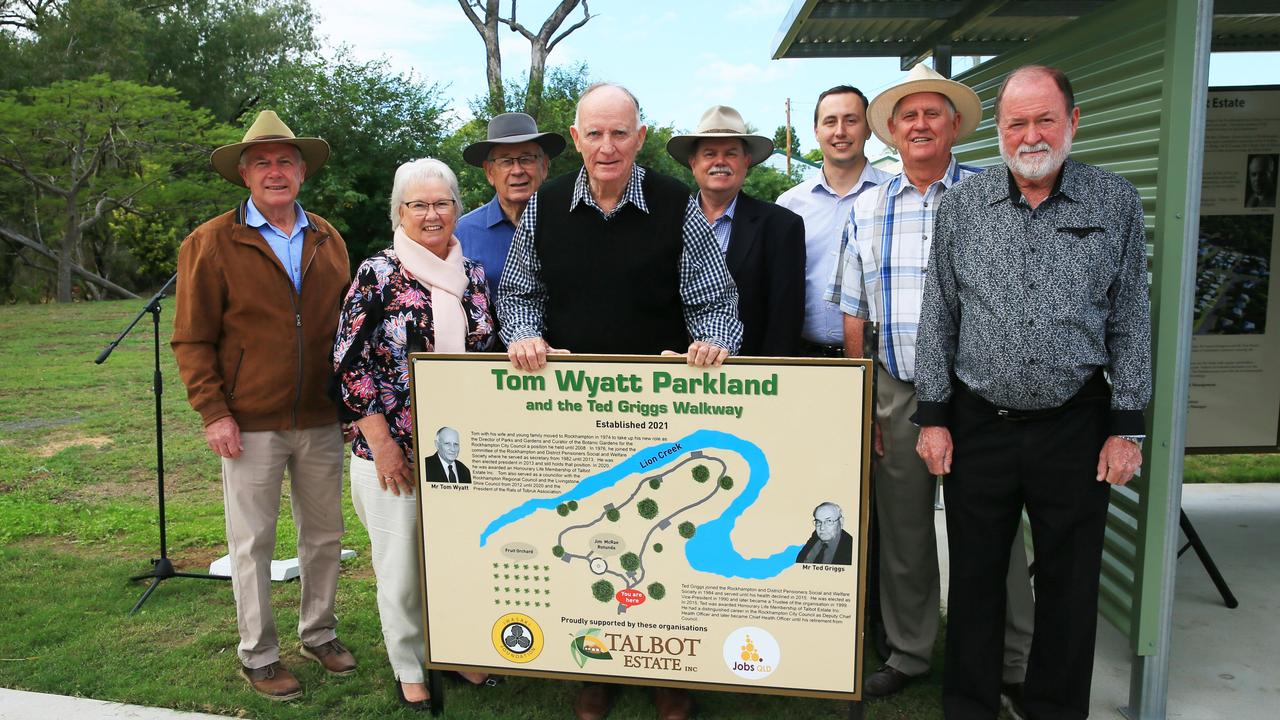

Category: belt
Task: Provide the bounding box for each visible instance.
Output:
[957,372,1108,422]
[800,339,844,358]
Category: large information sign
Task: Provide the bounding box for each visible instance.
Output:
[409,355,871,699]
[1189,86,1280,450]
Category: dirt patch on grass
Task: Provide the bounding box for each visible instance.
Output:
[34,434,112,457]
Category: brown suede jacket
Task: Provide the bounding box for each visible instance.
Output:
[172,200,351,432]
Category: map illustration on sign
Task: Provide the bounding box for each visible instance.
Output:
[480,429,805,613]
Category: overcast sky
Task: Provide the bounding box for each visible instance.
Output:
[309,0,1280,160]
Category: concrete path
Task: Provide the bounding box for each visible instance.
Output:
[0,689,230,719]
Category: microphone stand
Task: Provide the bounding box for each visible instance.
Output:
[96,273,230,615]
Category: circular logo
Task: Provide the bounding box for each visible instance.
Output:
[491,613,544,664]
[723,626,780,680]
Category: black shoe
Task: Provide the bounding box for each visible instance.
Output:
[396,680,431,712]
[863,664,912,698]
[1001,682,1029,720]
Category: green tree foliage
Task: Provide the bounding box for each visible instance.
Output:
[556,503,569,516]
[255,50,450,266]
[652,543,663,553]
[647,582,666,600]
[649,477,661,490]
[552,545,564,557]
[637,498,658,520]
[567,500,578,510]
[2,0,318,123]
[678,521,696,539]
[591,579,614,603]
[0,76,237,301]
[719,475,734,490]
[619,552,639,572]
[773,124,801,157]
[606,507,620,522]
[691,465,710,483]
[743,164,802,203]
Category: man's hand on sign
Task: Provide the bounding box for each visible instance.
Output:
[507,336,567,371]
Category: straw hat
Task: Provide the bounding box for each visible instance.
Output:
[462,112,566,167]
[209,110,330,186]
[867,64,982,150]
[665,105,774,168]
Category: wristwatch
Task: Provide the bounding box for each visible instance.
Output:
[1117,434,1144,448]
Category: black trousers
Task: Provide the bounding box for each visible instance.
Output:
[942,379,1111,720]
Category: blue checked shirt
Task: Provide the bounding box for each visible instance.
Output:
[498,164,743,352]
[826,156,980,381]
[697,192,738,254]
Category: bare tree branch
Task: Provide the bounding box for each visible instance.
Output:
[0,223,140,299]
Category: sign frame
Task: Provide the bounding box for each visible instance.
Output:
[407,353,874,700]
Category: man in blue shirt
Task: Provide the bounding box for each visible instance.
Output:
[456,112,565,306]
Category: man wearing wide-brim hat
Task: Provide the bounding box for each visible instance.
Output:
[825,64,1035,701]
[455,112,565,306]
[666,105,806,356]
[172,110,355,701]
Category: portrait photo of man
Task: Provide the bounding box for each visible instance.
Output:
[1245,153,1277,208]
[796,501,854,565]
[424,426,471,484]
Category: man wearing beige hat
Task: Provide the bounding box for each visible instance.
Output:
[172,110,354,700]
[667,105,805,356]
[456,112,565,306]
[826,64,1034,701]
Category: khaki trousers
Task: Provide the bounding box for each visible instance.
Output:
[221,424,344,668]
[875,368,1034,680]
[350,454,425,682]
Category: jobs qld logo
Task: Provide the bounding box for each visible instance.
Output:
[492,613,543,663]
[568,628,614,668]
[722,626,779,680]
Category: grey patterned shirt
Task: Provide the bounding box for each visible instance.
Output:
[914,159,1151,435]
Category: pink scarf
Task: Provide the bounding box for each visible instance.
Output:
[393,227,468,352]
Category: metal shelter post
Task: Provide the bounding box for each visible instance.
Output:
[1126,0,1214,717]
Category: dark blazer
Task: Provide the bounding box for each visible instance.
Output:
[424,454,471,484]
[795,529,854,565]
[724,192,806,356]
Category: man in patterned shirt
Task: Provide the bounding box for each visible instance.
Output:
[499,82,742,376]
[828,64,1034,701]
[915,66,1151,720]
[497,82,740,720]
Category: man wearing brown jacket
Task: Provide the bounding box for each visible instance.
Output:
[172,111,354,701]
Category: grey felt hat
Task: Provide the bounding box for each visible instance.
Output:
[462,112,567,167]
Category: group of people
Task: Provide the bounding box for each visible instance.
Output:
[171,61,1151,720]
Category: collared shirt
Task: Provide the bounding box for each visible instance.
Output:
[436,455,459,481]
[696,192,739,254]
[498,164,743,352]
[827,156,980,382]
[245,198,309,290]
[914,160,1152,435]
[777,162,893,346]
[455,194,517,304]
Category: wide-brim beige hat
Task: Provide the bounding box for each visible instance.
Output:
[867,64,982,150]
[666,105,774,168]
[210,110,330,187]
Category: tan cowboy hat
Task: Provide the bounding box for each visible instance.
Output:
[209,110,330,186]
[462,112,566,167]
[665,105,774,168]
[867,64,982,150]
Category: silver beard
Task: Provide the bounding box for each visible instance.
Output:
[1000,131,1073,181]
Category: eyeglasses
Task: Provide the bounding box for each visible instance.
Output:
[488,154,542,170]
[814,518,841,528]
[403,200,456,216]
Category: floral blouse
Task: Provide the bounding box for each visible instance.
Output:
[333,248,496,461]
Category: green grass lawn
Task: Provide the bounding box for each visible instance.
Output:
[0,300,1274,719]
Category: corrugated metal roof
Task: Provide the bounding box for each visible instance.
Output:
[773,0,1280,65]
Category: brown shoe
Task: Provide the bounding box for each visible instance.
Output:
[653,686,694,720]
[239,662,301,701]
[300,639,357,676]
[573,682,614,720]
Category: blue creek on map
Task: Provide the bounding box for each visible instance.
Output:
[478,429,803,579]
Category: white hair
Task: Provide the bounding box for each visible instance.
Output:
[388,158,462,230]
[572,82,642,131]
